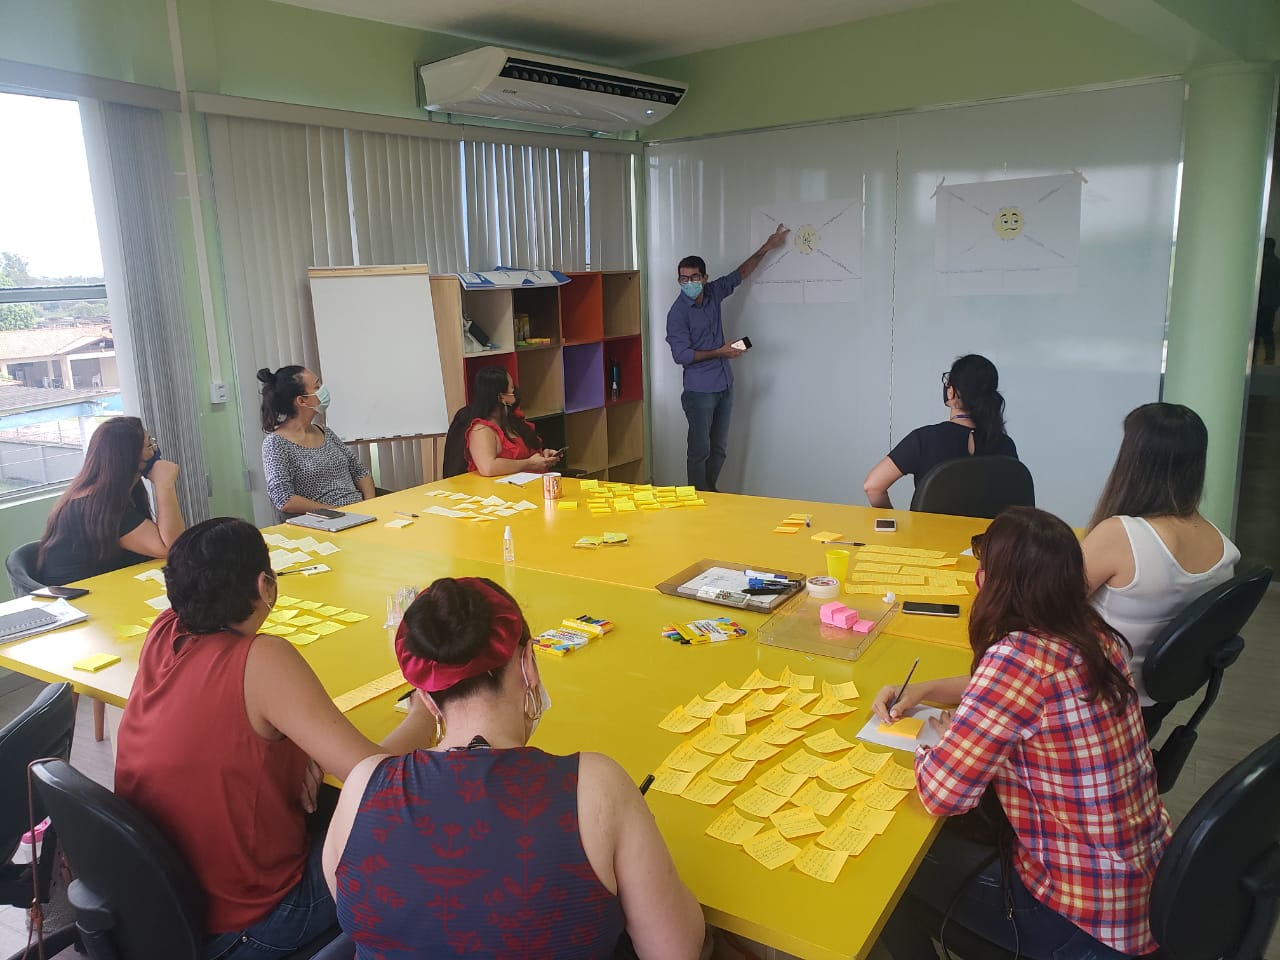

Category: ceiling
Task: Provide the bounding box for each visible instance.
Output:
[274,0,946,65]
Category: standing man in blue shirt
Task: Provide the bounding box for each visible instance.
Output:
[665,224,790,491]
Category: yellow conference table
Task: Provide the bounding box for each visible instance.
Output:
[0,483,987,960]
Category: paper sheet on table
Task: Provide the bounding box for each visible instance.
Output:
[133,568,165,585]
[855,706,945,750]
[496,472,542,486]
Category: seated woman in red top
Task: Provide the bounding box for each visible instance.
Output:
[442,365,561,477]
[323,577,706,959]
[873,507,1171,959]
[114,518,437,960]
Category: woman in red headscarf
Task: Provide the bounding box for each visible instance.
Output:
[322,577,706,959]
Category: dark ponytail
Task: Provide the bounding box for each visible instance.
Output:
[257,366,306,432]
[948,354,1007,454]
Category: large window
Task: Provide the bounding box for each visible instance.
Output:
[0,91,117,501]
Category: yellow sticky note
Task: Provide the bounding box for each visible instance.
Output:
[773,525,801,535]
[821,679,861,701]
[335,611,369,624]
[859,544,947,559]
[778,708,821,730]
[634,491,656,503]
[734,786,789,818]
[291,615,321,627]
[640,503,662,512]
[847,745,894,775]
[557,501,578,511]
[786,513,810,521]
[689,728,739,756]
[732,736,783,762]
[295,600,322,610]
[579,479,599,491]
[705,807,765,845]
[810,696,856,717]
[760,723,805,746]
[811,531,844,543]
[73,653,120,673]
[803,729,856,754]
[681,774,735,806]
[839,802,897,836]
[705,682,749,704]
[878,717,925,740]
[706,754,757,783]
[877,763,917,791]
[740,669,782,690]
[310,621,344,637]
[287,631,320,646]
[756,766,810,799]
[795,843,851,882]
[614,500,637,512]
[648,767,697,795]
[712,712,748,736]
[663,743,715,774]
[654,486,676,495]
[683,696,720,719]
[747,690,788,712]
[311,605,342,617]
[658,706,705,734]
[115,624,147,639]
[275,595,300,606]
[854,561,903,574]
[272,609,299,621]
[817,759,873,790]
[855,781,911,811]
[743,829,801,870]
[769,806,826,839]
[269,624,297,636]
[779,666,815,690]
[686,499,707,508]
[782,750,835,777]
[793,780,847,817]
[781,689,820,709]
[817,823,874,857]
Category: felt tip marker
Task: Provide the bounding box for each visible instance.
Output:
[395,511,419,519]
[639,774,655,796]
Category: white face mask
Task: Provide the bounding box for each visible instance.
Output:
[523,657,551,737]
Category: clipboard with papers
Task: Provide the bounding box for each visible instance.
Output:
[0,597,88,643]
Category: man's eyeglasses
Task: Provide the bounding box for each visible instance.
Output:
[677,274,705,286]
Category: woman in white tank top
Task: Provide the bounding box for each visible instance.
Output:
[1082,403,1239,705]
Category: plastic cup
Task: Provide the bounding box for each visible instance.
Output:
[825,549,850,583]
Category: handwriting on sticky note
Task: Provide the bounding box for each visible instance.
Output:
[781,688,820,709]
[663,742,715,773]
[704,682,749,704]
[877,762,917,791]
[847,745,894,774]
[778,708,821,730]
[734,785,789,818]
[291,615,321,627]
[756,766,810,798]
[782,750,835,777]
[705,807,765,845]
[804,729,856,754]
[748,690,787,712]
[707,754,756,783]
[855,781,911,810]
[760,723,805,746]
[309,621,343,637]
[795,842,851,882]
[334,611,369,624]
[315,605,344,617]
[681,774,735,805]
[838,802,897,836]
[821,679,861,701]
[809,696,855,717]
[712,712,747,736]
[683,696,721,719]
[732,736,782,762]
[740,669,782,690]
[854,561,901,574]
[689,728,740,756]
[743,829,801,870]
[793,780,846,817]
[817,759,873,790]
[779,666,815,690]
[649,767,697,795]
[769,805,826,839]
[817,822,873,856]
[659,706,705,734]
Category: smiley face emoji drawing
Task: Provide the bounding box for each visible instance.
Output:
[794,224,820,254]
[993,207,1024,240]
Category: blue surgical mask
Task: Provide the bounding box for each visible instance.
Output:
[681,281,703,301]
[307,385,331,413]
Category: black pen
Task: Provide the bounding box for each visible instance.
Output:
[885,657,920,718]
[639,774,655,795]
[278,564,325,576]
[395,511,419,519]
[826,540,866,547]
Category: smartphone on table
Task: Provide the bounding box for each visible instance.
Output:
[901,602,961,617]
[30,585,90,600]
[874,518,897,532]
[307,508,345,520]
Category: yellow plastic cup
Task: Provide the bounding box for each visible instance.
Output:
[825,549,850,583]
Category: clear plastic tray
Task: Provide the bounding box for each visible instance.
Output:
[757,592,899,662]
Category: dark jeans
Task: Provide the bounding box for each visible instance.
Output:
[681,387,733,492]
[205,842,336,960]
[880,828,1134,960]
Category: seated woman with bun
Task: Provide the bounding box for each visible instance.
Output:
[1082,402,1239,712]
[257,365,374,515]
[442,365,561,478]
[863,354,1017,508]
[323,577,706,959]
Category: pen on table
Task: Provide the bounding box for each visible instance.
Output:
[278,564,324,576]
[826,540,866,547]
[395,511,419,519]
[885,657,921,719]
[639,773,655,796]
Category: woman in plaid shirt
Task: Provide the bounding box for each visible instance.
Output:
[876,507,1171,959]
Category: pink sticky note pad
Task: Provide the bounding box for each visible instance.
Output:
[832,609,860,630]
[820,602,849,626]
[850,619,875,634]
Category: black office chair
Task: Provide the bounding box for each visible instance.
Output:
[441,407,472,479]
[909,455,1034,519]
[1142,565,1272,794]
[0,683,78,960]
[29,760,342,960]
[4,542,43,597]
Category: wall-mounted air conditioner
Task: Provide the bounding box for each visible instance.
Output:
[418,46,687,134]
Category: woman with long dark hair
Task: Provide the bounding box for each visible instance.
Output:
[1082,402,1238,707]
[874,507,1170,959]
[37,416,185,584]
[258,365,373,515]
[863,353,1017,508]
[442,365,560,477]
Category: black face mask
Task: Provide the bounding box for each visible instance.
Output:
[141,447,161,477]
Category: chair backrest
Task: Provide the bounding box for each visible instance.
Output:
[31,759,205,960]
[1143,565,1273,705]
[0,683,74,863]
[909,455,1034,518]
[441,407,472,479]
[5,541,45,596]
[1149,733,1280,960]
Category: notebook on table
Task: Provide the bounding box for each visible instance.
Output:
[0,597,88,643]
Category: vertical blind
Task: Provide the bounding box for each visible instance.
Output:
[206,115,638,523]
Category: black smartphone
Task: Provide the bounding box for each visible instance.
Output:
[307,508,345,520]
[874,518,897,532]
[555,447,568,458]
[31,585,89,600]
[902,601,961,617]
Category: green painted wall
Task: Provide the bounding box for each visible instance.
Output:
[0,496,57,601]
[638,0,1183,141]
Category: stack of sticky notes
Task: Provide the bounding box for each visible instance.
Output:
[819,602,875,634]
[773,513,812,535]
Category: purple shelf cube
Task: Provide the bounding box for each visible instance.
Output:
[563,342,604,413]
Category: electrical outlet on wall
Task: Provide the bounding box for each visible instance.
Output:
[210,381,228,404]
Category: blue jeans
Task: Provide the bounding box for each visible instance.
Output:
[880,829,1136,960]
[681,388,733,492]
[205,842,336,960]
